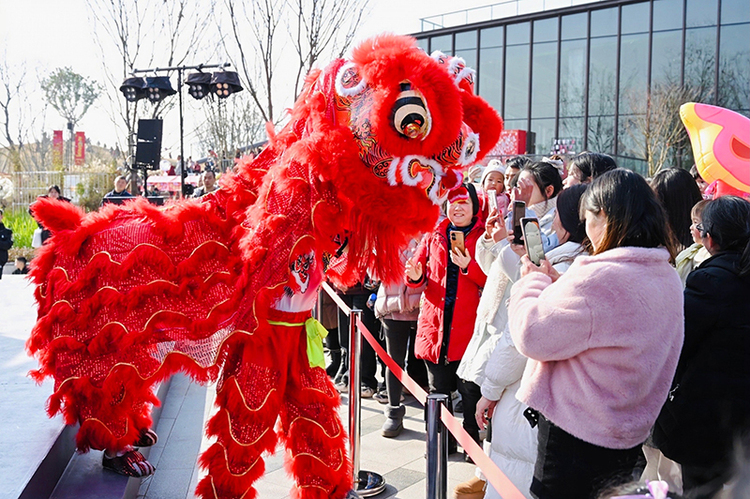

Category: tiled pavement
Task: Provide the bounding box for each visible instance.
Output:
[0,275,476,499]
[136,374,476,499]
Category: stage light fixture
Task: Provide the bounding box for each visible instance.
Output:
[145,76,177,103]
[210,71,243,98]
[186,72,212,100]
[119,77,147,102]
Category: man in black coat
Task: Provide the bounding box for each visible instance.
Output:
[0,208,13,279]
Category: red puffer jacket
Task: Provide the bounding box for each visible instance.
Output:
[408,218,486,363]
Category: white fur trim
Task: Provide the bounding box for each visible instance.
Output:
[335,62,367,97]
[455,67,476,86]
[459,132,480,166]
[447,56,466,74]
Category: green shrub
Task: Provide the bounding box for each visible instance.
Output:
[4,209,37,248]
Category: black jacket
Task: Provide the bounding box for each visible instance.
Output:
[654,251,750,466]
[0,222,12,263]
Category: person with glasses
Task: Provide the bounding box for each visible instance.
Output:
[674,200,712,286]
[654,196,750,498]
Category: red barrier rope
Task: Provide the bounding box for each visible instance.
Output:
[321,283,526,499]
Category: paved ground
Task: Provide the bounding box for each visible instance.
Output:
[0,274,476,498]
[135,375,477,499]
[0,275,67,499]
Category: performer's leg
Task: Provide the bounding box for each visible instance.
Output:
[58,366,158,454]
[280,335,352,499]
[196,336,284,499]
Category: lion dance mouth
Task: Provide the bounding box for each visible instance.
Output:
[330,47,500,206]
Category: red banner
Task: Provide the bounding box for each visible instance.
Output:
[52,130,63,168]
[489,129,528,156]
[74,131,86,166]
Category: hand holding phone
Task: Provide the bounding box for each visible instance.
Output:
[520,217,546,266]
[450,230,465,254]
[486,189,498,214]
[512,201,526,245]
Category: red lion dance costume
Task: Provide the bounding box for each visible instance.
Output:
[28,35,502,499]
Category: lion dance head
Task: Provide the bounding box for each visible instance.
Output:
[237,34,503,284]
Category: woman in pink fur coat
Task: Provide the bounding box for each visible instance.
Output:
[507,169,684,499]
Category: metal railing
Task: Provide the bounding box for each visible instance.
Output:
[7,171,113,211]
[420,0,604,31]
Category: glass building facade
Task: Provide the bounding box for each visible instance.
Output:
[415,0,750,172]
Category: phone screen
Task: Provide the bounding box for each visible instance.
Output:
[450,230,465,254]
[487,189,498,213]
[521,218,546,266]
[512,201,526,245]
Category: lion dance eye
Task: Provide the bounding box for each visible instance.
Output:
[392,81,431,140]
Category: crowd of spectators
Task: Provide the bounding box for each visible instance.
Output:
[16,148,750,499]
[321,153,750,499]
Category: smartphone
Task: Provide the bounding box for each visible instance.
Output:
[512,201,526,245]
[486,189,498,213]
[521,217,546,266]
[450,230,465,254]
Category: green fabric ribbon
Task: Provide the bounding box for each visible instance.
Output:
[267,317,328,369]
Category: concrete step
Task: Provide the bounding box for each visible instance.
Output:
[49,379,171,499]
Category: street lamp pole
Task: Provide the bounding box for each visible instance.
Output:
[131,62,230,198]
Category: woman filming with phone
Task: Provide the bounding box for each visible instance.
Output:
[405,183,486,456]
[507,169,683,499]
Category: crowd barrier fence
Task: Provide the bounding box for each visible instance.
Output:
[321,282,525,499]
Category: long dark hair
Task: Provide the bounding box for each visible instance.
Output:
[556,183,588,244]
[569,152,617,183]
[521,161,563,204]
[581,169,678,260]
[701,196,750,276]
[651,168,703,250]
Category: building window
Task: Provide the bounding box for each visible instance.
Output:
[455,30,477,68]
[590,7,618,37]
[431,34,453,54]
[621,2,650,35]
[653,0,683,32]
[651,30,683,86]
[561,12,587,40]
[479,27,504,112]
[531,19,558,120]
[686,0,718,28]
[718,23,750,114]
[684,27,717,103]
[721,0,750,25]
[504,22,530,123]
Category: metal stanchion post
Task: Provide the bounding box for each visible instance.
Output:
[426,394,448,499]
[348,308,386,497]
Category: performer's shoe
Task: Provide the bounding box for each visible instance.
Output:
[102,448,155,477]
[134,428,158,448]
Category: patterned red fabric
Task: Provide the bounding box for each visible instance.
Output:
[27,34,502,499]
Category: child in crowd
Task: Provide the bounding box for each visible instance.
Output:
[674,200,711,285]
[13,256,29,274]
[481,159,511,221]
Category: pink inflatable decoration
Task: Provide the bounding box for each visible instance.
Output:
[680,102,750,198]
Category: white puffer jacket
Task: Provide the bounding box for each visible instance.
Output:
[481,241,583,499]
[457,198,557,387]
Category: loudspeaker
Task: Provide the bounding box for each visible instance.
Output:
[135,119,163,169]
